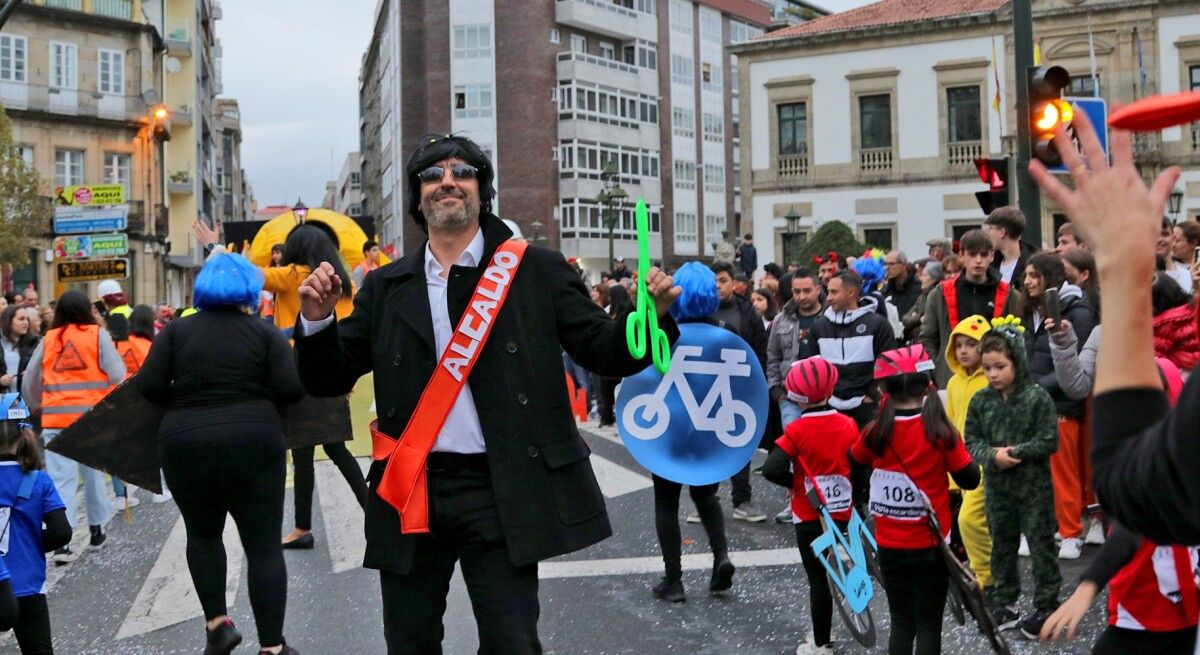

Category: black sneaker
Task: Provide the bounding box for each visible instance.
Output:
[52,546,76,565]
[1019,608,1054,640]
[709,557,735,593]
[990,604,1019,631]
[89,524,106,549]
[204,618,242,655]
[651,577,685,603]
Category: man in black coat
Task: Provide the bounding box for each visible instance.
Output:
[294,134,681,654]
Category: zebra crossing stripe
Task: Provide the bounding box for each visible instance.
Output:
[539,548,803,579]
[589,454,652,498]
[316,458,369,573]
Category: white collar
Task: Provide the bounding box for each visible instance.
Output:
[424,228,485,279]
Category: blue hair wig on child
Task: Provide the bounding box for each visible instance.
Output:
[852,251,886,294]
[193,252,265,311]
[669,261,719,320]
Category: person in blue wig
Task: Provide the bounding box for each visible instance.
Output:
[137,252,306,655]
[853,251,903,341]
[647,261,735,603]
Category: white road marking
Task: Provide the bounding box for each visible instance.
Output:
[116,516,244,639]
[316,458,369,573]
[589,454,652,498]
[539,547,802,579]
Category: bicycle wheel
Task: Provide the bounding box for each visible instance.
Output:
[820,545,876,647]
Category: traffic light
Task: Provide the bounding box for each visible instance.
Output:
[1028,66,1072,166]
[974,157,1010,215]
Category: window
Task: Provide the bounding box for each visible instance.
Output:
[947,85,981,143]
[557,80,658,127]
[348,203,362,217]
[622,41,656,70]
[675,212,697,244]
[1069,75,1097,97]
[350,171,361,188]
[98,49,124,95]
[701,62,722,92]
[777,102,807,155]
[599,41,615,60]
[453,25,492,59]
[671,54,693,87]
[0,35,26,82]
[862,227,894,251]
[570,34,587,54]
[17,146,32,168]
[705,214,725,244]
[859,94,892,150]
[669,0,692,35]
[635,0,655,14]
[702,112,723,142]
[103,153,130,188]
[700,10,721,42]
[454,84,493,119]
[55,149,84,187]
[50,42,77,90]
[729,21,761,44]
[703,164,724,193]
[549,28,560,44]
[1190,65,1199,91]
[557,141,660,182]
[673,161,696,190]
[672,106,694,138]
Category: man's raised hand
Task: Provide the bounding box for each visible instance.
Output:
[299,262,342,322]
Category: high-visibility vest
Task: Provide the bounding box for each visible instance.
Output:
[109,305,132,318]
[118,335,152,378]
[41,325,110,429]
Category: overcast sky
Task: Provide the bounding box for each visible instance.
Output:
[220,0,877,211]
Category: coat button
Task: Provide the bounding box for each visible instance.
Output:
[387,407,395,418]
[517,393,528,405]
[527,446,540,458]
[506,341,517,354]
[393,354,402,366]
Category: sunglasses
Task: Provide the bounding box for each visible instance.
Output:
[417,163,478,184]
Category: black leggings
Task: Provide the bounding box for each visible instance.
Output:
[795,520,846,648]
[878,547,949,655]
[12,593,51,654]
[291,442,369,531]
[652,475,727,580]
[1092,626,1197,655]
[161,420,289,648]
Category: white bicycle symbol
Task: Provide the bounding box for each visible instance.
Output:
[622,345,757,448]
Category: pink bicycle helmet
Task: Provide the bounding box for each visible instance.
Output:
[874,344,936,380]
[785,356,839,405]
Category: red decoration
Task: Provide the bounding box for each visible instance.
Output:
[1108,91,1200,132]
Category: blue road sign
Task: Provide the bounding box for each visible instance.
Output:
[53,206,128,234]
[1048,97,1108,174]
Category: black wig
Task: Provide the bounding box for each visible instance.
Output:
[405,133,496,232]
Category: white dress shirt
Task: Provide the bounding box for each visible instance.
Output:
[300,228,488,453]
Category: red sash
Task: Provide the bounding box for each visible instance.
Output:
[943,277,1009,326]
[372,239,529,534]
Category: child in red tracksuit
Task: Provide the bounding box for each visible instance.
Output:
[762,356,860,654]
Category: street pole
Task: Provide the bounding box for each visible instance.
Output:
[0,0,23,32]
[1012,0,1042,244]
[607,208,615,274]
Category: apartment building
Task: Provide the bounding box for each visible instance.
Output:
[213,97,252,223]
[732,0,1200,265]
[322,152,364,218]
[1,0,170,302]
[359,0,799,274]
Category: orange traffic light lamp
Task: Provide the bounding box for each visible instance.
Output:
[1028,66,1072,167]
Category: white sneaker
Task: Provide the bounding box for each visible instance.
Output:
[1058,537,1083,560]
[1018,535,1030,557]
[151,489,173,504]
[1085,520,1106,545]
[117,495,140,508]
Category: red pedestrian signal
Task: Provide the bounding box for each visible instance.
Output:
[974,157,1010,215]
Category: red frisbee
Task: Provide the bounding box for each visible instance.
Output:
[1108,91,1200,131]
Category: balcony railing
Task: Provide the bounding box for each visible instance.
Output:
[947,141,982,167]
[860,147,893,173]
[0,82,146,123]
[777,151,808,177]
[42,0,81,9]
[93,0,132,19]
[556,50,639,76]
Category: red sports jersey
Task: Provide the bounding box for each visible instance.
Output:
[775,409,859,524]
[1108,541,1199,632]
[850,414,973,550]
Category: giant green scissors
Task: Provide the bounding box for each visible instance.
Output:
[625,198,671,375]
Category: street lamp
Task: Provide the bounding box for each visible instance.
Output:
[293,198,308,225]
[596,160,627,273]
[784,205,802,263]
[1169,189,1184,223]
[528,219,547,246]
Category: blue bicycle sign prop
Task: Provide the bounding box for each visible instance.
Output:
[795,455,880,647]
[616,322,767,486]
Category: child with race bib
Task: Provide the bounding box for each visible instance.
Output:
[0,399,71,653]
[762,356,861,654]
[964,317,1062,640]
[849,345,980,655]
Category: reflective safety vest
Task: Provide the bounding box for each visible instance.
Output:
[41,325,110,429]
[109,305,132,318]
[118,335,152,378]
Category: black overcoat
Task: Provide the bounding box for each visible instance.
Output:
[295,214,679,573]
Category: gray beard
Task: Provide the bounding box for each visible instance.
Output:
[422,195,479,231]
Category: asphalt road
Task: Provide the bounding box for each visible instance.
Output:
[9,420,1109,654]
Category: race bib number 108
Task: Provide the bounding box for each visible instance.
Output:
[868,469,926,520]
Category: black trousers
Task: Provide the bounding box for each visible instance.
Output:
[12,593,52,654]
[379,454,541,655]
[651,475,727,580]
[161,419,289,648]
[878,547,949,655]
[794,520,846,648]
[291,441,369,531]
[730,462,753,507]
[1092,626,1197,655]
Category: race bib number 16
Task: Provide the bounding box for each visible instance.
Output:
[806,474,852,514]
[869,469,925,520]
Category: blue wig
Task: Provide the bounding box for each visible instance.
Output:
[193,252,264,311]
[852,252,886,294]
[669,261,719,320]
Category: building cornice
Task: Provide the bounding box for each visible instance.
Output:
[729,12,1005,56]
[932,57,990,72]
[845,67,899,81]
[16,4,164,48]
[763,74,814,89]
[7,107,142,133]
